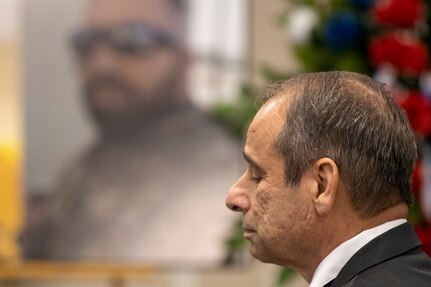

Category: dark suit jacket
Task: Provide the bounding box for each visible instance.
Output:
[327,223,431,287]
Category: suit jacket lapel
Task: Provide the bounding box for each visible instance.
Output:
[330,223,421,287]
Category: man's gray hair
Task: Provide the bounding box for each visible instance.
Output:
[262,71,417,217]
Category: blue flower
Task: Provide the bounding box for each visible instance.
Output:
[350,0,374,9]
[324,12,361,51]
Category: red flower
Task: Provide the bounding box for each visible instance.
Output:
[369,33,429,76]
[415,225,431,256]
[373,0,424,27]
[396,91,431,136]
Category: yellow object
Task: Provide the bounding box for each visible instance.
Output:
[0,6,23,262]
[0,143,23,262]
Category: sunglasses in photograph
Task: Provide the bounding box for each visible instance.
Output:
[71,22,182,58]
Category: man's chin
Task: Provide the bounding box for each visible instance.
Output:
[87,85,134,111]
[91,113,140,139]
[249,242,278,264]
[88,95,133,116]
[249,243,264,261]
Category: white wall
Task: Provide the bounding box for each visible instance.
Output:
[24,0,92,193]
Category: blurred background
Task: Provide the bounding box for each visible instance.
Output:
[1,0,431,286]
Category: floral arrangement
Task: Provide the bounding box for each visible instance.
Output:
[285,0,431,255]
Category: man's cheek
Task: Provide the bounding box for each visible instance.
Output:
[255,189,271,217]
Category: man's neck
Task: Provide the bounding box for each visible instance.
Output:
[308,218,408,287]
[302,203,408,282]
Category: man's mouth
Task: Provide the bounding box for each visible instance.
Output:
[243,225,256,239]
[89,86,131,111]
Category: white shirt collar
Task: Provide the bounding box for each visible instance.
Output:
[309,219,407,287]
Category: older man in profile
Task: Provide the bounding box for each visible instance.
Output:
[226,71,431,286]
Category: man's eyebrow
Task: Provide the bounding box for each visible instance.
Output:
[243,151,265,174]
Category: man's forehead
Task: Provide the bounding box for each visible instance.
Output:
[86,0,179,33]
[257,97,286,119]
[246,97,287,144]
[251,97,286,128]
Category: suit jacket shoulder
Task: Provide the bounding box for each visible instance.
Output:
[331,223,431,287]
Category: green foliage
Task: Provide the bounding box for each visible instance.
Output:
[260,65,293,83]
[211,85,259,139]
[409,201,425,225]
[223,219,248,265]
[276,268,296,286]
[226,219,247,250]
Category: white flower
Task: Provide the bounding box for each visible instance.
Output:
[286,6,318,44]
[420,71,431,98]
[374,64,397,88]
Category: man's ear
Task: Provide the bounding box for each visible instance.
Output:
[311,158,339,216]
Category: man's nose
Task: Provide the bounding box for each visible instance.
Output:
[225,176,250,213]
[84,45,120,73]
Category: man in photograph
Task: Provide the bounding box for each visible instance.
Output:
[26,0,240,265]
